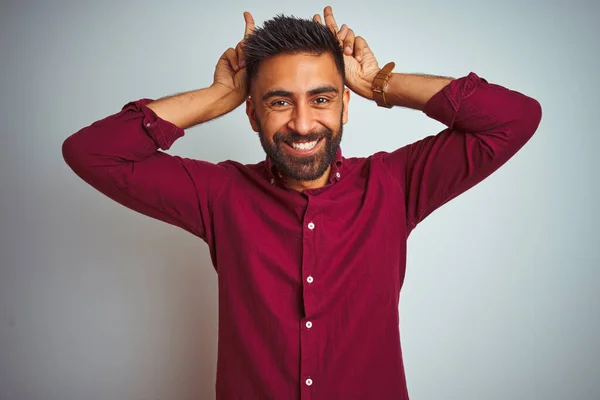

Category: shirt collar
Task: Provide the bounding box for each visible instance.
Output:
[266,147,344,185]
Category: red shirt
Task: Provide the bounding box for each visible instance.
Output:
[62,72,542,399]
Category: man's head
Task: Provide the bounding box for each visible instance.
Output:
[244,15,350,185]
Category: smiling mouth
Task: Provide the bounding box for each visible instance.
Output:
[289,139,319,151]
[283,138,323,155]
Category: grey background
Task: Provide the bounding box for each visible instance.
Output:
[1,0,598,399]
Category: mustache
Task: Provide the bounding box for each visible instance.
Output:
[273,128,333,144]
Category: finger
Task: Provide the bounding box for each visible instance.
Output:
[323,6,338,33]
[354,36,369,62]
[343,28,355,56]
[243,11,255,39]
[225,47,239,71]
[337,24,349,47]
[236,42,246,68]
[313,14,323,24]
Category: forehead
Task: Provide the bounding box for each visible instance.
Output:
[252,52,343,95]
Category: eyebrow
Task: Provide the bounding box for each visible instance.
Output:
[261,85,339,102]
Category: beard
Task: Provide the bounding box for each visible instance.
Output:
[257,113,343,182]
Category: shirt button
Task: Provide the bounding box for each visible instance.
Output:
[305,378,313,386]
[270,178,275,184]
[145,122,151,127]
[335,172,341,178]
[307,222,315,230]
[305,321,312,329]
[307,276,314,283]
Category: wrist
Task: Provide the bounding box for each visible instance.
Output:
[359,77,375,100]
[370,63,396,108]
[208,83,245,108]
[203,84,246,119]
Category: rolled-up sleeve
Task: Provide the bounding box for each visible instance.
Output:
[381,72,543,231]
[62,99,231,243]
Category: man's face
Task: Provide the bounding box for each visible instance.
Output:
[246,52,350,182]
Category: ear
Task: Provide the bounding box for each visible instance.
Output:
[246,97,259,132]
[342,87,350,125]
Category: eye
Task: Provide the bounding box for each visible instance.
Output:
[314,97,329,105]
[271,100,290,107]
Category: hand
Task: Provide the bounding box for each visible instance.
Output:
[212,12,255,106]
[313,6,381,100]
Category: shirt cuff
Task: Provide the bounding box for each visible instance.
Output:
[422,72,488,128]
[121,98,184,150]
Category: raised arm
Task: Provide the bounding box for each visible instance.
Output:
[62,12,256,242]
[314,6,542,231]
[383,73,542,230]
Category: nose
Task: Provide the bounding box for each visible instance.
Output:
[287,102,316,135]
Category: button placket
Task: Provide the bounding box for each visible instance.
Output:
[301,200,318,398]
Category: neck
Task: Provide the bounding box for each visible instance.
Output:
[285,165,332,192]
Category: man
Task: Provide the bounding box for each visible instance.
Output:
[62,6,542,399]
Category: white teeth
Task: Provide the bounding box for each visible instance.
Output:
[291,140,318,151]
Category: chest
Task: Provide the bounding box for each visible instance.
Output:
[214,167,408,308]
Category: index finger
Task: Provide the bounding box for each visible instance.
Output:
[243,11,255,38]
[323,6,338,33]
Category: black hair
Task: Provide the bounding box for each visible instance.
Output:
[244,14,345,90]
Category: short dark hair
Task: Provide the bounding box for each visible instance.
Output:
[244,14,345,90]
